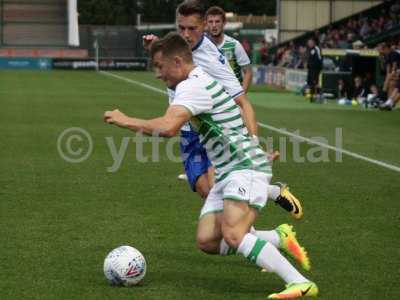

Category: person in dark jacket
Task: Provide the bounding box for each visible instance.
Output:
[337,79,350,100]
[306,38,323,102]
[352,76,367,103]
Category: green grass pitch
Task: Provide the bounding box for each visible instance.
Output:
[0,70,399,299]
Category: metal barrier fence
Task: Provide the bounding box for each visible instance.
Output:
[79,25,143,58]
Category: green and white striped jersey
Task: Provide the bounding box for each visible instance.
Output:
[168,34,245,132]
[171,67,271,182]
[217,34,251,84]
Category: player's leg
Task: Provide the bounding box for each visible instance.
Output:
[252,176,306,266]
[310,70,321,102]
[311,72,319,102]
[183,133,303,218]
[196,182,226,254]
[197,196,307,266]
[315,70,322,100]
[194,166,215,200]
[263,150,304,218]
[195,174,285,255]
[391,87,400,106]
[268,183,303,219]
[196,199,308,266]
[388,74,397,95]
[250,224,310,271]
[263,151,303,219]
[307,71,316,101]
[393,88,400,107]
[220,171,317,298]
[222,200,316,297]
[196,213,223,254]
[221,199,253,247]
[194,172,211,199]
[180,131,212,199]
[306,72,313,101]
[207,166,215,189]
[380,85,399,110]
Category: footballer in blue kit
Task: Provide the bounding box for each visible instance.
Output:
[180,129,212,192]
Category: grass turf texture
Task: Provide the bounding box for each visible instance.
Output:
[0,70,399,300]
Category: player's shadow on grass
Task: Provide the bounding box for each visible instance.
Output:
[144,249,279,295]
[149,269,278,296]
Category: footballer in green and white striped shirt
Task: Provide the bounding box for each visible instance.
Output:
[206,6,253,93]
[104,33,318,299]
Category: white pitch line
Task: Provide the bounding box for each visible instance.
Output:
[257,123,400,173]
[100,71,400,173]
[100,71,168,95]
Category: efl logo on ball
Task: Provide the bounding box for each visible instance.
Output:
[103,245,146,286]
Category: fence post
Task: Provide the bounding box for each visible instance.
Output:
[0,0,4,46]
[94,38,99,72]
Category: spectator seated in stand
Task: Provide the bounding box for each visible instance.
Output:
[337,79,353,105]
[366,84,386,108]
[352,76,368,104]
[272,1,400,68]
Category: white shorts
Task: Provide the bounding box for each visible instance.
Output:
[199,170,271,218]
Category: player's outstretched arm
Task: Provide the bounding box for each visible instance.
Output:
[104,105,191,137]
[241,65,253,94]
[234,94,258,137]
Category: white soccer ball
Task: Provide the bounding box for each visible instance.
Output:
[103,245,146,286]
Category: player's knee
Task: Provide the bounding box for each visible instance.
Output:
[222,228,244,249]
[196,240,215,254]
[196,187,209,200]
[195,180,210,199]
[196,236,218,254]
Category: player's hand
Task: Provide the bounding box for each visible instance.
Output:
[267,150,280,162]
[104,109,129,128]
[251,135,260,146]
[143,34,159,51]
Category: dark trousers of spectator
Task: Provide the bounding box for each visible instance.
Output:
[307,68,321,100]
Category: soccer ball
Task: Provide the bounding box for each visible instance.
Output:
[103,245,146,286]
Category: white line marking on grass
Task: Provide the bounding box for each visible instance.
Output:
[101,71,400,173]
[100,71,167,95]
[257,123,400,173]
